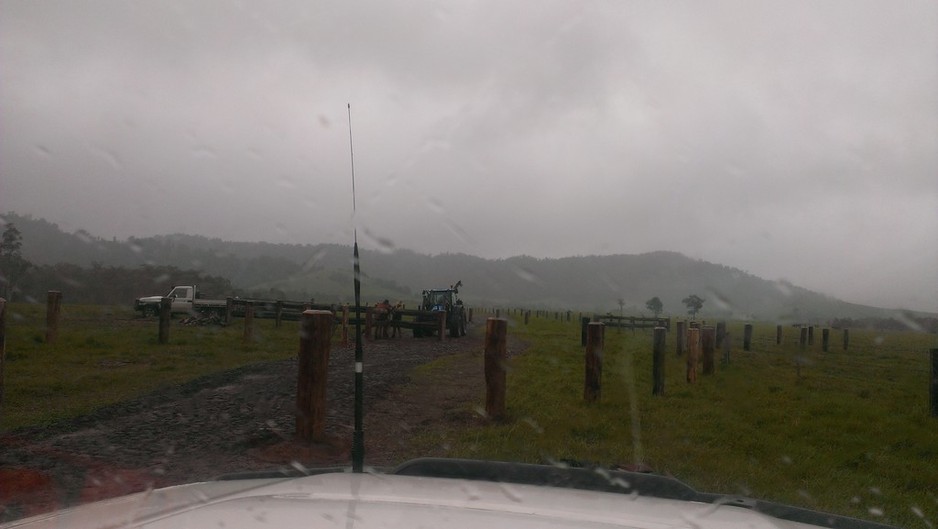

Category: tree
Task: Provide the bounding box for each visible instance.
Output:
[682,294,704,319]
[0,223,31,300]
[645,296,663,318]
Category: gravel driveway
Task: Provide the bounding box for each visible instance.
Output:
[0,331,495,522]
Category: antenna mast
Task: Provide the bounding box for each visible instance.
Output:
[348,103,365,473]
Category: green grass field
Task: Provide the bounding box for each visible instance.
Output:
[1,304,935,527]
[411,314,938,529]
[0,303,300,431]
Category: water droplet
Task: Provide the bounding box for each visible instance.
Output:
[362,228,395,254]
[521,417,544,434]
[192,145,217,158]
[290,460,309,474]
[497,483,524,502]
[512,266,541,284]
[426,197,445,215]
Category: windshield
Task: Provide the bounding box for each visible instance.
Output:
[0,2,935,528]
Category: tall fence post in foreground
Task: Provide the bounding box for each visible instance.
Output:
[485,318,508,420]
[701,326,716,375]
[776,324,782,345]
[45,290,62,344]
[799,326,808,348]
[297,310,333,442]
[930,349,938,418]
[686,327,700,383]
[822,328,830,352]
[584,322,604,402]
[675,320,687,356]
[743,323,753,352]
[652,326,666,396]
[158,297,171,344]
[808,325,815,346]
[0,298,6,412]
[843,329,850,351]
[243,302,255,344]
[581,317,590,346]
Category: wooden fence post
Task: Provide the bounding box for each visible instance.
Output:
[776,324,782,345]
[485,318,508,420]
[342,305,349,346]
[930,349,938,418]
[686,327,700,383]
[525,311,530,325]
[743,323,753,352]
[243,302,254,343]
[584,322,604,402]
[822,328,830,352]
[843,329,849,351]
[800,326,808,348]
[808,325,815,346]
[652,326,666,396]
[580,317,590,346]
[715,322,726,350]
[676,320,687,356]
[0,298,6,412]
[722,331,731,365]
[45,290,62,344]
[701,326,715,375]
[296,310,333,442]
[157,298,173,344]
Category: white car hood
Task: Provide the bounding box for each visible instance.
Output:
[136,295,164,304]
[3,472,828,529]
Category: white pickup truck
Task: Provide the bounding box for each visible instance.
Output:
[133,285,227,317]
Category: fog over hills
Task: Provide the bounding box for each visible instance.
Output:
[5,212,924,323]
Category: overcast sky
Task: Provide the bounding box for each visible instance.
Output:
[1,1,936,312]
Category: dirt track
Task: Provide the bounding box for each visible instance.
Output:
[0,329,511,522]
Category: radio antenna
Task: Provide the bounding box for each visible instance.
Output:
[348,103,365,473]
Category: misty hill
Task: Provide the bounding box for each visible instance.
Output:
[2,212,902,321]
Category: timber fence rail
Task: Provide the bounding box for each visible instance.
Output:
[595,314,671,331]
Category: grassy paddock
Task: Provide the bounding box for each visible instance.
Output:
[0,303,301,431]
[415,315,938,528]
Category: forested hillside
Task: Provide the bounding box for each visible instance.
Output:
[2,212,918,322]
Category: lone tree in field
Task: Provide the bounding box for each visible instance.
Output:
[645,296,663,318]
[682,294,704,319]
[0,223,31,300]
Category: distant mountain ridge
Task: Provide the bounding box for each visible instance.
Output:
[1,212,908,320]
